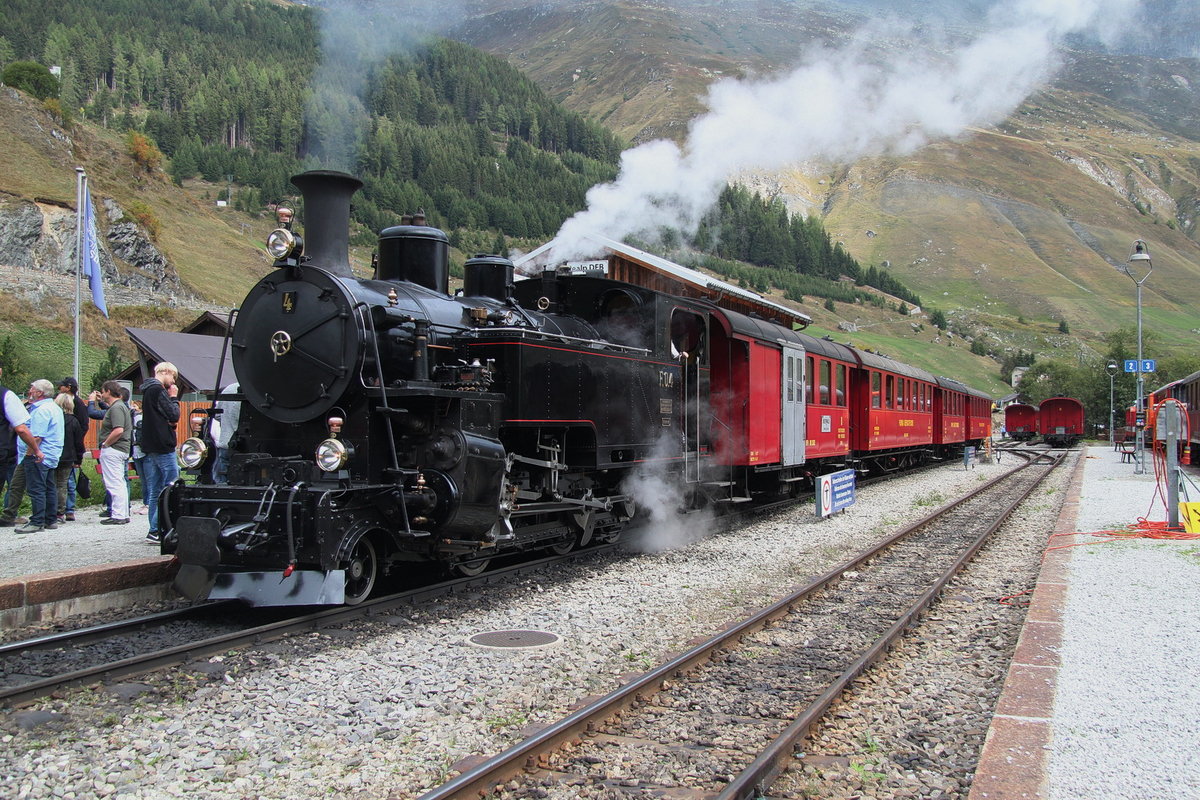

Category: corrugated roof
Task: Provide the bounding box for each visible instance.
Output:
[514,233,812,328]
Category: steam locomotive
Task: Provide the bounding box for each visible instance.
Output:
[163,170,992,606]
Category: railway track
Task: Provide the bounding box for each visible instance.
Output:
[0,447,1017,713]
[0,547,619,708]
[416,449,1061,800]
[0,453,961,709]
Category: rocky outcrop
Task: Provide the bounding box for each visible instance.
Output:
[0,194,202,308]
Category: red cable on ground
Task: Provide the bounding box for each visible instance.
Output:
[1045,406,1200,551]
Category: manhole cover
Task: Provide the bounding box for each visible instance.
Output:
[467,629,561,649]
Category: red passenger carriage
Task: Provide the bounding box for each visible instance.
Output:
[849,352,936,471]
[1004,403,1039,441]
[1039,397,1084,447]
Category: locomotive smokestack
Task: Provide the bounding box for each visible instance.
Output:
[290,170,363,278]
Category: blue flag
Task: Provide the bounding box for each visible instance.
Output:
[82,190,108,317]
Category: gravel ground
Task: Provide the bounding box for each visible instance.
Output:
[0,502,160,580]
[1,456,1012,800]
[1047,447,1200,800]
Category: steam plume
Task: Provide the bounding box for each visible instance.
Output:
[306,0,466,171]
[541,0,1142,263]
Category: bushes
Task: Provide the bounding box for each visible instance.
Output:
[123,200,161,240]
[125,131,163,173]
[2,60,59,100]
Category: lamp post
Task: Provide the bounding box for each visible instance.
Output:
[1106,361,1118,448]
[1124,240,1153,474]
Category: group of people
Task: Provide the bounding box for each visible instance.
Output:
[0,362,181,543]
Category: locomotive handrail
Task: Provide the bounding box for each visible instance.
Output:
[465,326,652,355]
[359,303,412,535]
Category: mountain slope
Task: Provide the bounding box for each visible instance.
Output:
[456,0,1200,363]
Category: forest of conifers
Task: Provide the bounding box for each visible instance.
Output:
[0,0,918,306]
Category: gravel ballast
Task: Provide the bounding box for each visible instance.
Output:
[8,448,1190,800]
[2,458,1012,799]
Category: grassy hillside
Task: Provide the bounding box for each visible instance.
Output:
[458,2,1200,369]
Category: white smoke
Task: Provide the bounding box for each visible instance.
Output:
[622,433,718,554]
[540,0,1143,263]
[307,0,468,171]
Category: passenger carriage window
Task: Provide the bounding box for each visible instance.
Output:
[871,372,881,408]
[787,357,794,402]
[819,360,831,405]
[897,378,907,410]
[885,375,894,409]
[806,356,815,404]
[836,364,847,407]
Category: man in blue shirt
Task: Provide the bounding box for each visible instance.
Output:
[16,379,65,534]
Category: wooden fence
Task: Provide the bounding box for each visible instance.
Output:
[83,400,213,454]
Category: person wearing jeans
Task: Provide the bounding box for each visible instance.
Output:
[16,380,63,534]
[139,362,180,543]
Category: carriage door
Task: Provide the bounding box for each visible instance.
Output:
[781,343,805,466]
[670,308,708,483]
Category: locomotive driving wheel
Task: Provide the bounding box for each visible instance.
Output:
[453,557,491,577]
[547,534,578,555]
[343,537,378,605]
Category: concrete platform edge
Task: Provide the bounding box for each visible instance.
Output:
[0,557,178,629]
[966,451,1086,800]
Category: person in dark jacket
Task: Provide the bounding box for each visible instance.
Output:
[57,377,91,521]
[140,362,180,543]
[1,367,42,522]
[53,393,86,523]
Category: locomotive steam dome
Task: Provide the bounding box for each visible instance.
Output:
[376,224,449,294]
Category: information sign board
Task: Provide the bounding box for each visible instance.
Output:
[817,469,856,518]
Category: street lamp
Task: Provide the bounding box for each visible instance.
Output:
[1106,361,1118,447]
[1123,240,1153,474]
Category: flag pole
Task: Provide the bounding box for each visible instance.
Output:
[74,167,85,385]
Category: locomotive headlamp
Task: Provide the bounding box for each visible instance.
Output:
[266,228,299,260]
[178,437,209,469]
[316,438,354,472]
[327,416,344,436]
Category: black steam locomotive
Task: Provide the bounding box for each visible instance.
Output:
[165,170,699,605]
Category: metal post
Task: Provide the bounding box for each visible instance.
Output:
[73,167,85,384]
[1125,240,1153,475]
[1135,280,1144,473]
[1106,363,1117,450]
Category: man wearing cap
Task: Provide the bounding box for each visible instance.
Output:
[57,377,92,521]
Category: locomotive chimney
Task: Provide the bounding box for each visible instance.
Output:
[289,170,363,278]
